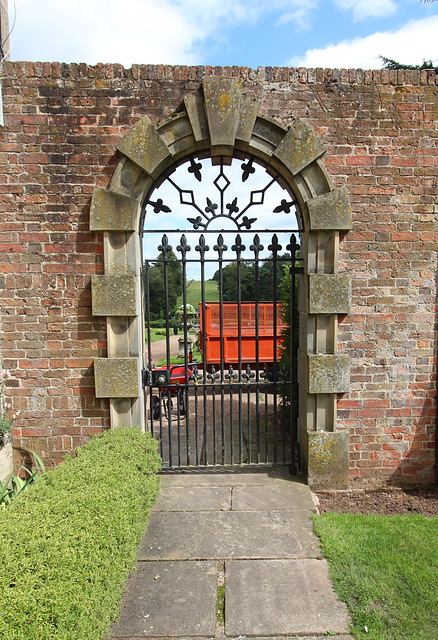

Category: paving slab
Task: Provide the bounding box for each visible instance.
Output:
[110,560,217,638]
[232,483,316,512]
[139,510,321,560]
[159,468,301,487]
[225,559,350,637]
[153,486,232,511]
[234,636,354,640]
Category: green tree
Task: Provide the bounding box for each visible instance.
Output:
[379,55,438,72]
[144,250,182,318]
[214,254,291,301]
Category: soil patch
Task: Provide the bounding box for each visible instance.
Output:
[315,486,438,517]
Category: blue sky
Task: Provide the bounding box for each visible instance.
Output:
[5,0,438,70]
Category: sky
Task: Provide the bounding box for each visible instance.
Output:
[4,0,438,70]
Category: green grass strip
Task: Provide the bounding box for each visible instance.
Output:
[0,427,162,640]
[313,513,438,640]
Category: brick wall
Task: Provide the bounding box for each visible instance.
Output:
[0,62,437,484]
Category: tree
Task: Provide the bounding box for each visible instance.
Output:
[144,250,182,319]
[220,263,255,301]
[379,55,438,73]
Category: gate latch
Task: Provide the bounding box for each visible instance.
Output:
[142,368,170,387]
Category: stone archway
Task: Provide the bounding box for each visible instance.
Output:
[89,77,352,489]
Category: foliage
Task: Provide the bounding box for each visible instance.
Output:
[379,55,438,73]
[0,368,18,443]
[314,513,438,640]
[144,249,183,318]
[0,451,46,508]
[278,261,300,421]
[0,427,161,640]
[213,255,291,301]
[148,319,167,328]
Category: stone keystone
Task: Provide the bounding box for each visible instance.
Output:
[202,76,243,155]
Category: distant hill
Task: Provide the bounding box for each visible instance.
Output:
[176,280,219,309]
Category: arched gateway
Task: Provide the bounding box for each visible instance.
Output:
[89,77,352,489]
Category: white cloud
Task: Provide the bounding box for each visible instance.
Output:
[334,0,397,22]
[11,0,313,66]
[277,0,319,31]
[288,16,438,69]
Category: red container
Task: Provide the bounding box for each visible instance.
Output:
[199,302,286,366]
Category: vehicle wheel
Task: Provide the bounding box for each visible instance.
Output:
[179,393,186,417]
[152,395,160,420]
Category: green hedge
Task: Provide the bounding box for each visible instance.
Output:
[0,428,162,640]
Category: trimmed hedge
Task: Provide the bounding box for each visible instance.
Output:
[0,428,162,640]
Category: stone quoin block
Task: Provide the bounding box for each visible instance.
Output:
[308,354,350,394]
[91,275,137,316]
[94,358,140,398]
[307,187,352,230]
[90,188,138,231]
[273,119,327,176]
[116,115,171,176]
[307,431,350,490]
[308,274,351,314]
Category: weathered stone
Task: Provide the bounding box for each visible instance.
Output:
[139,510,321,560]
[225,559,350,636]
[307,431,350,490]
[89,187,138,231]
[251,115,288,156]
[116,115,171,176]
[232,484,317,512]
[153,487,232,511]
[307,187,352,230]
[202,76,242,154]
[236,94,261,142]
[91,275,137,316]
[156,112,195,156]
[184,92,209,142]
[309,274,351,314]
[308,354,350,394]
[273,118,327,175]
[110,561,217,638]
[94,358,139,398]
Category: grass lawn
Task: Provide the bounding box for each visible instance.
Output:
[146,328,167,342]
[313,513,438,640]
[156,339,201,367]
[176,279,219,308]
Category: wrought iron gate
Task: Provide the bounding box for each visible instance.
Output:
[141,155,302,472]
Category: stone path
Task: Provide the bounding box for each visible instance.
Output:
[109,469,353,640]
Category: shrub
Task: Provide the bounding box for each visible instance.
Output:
[148,319,167,328]
[0,427,161,640]
[154,328,167,336]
